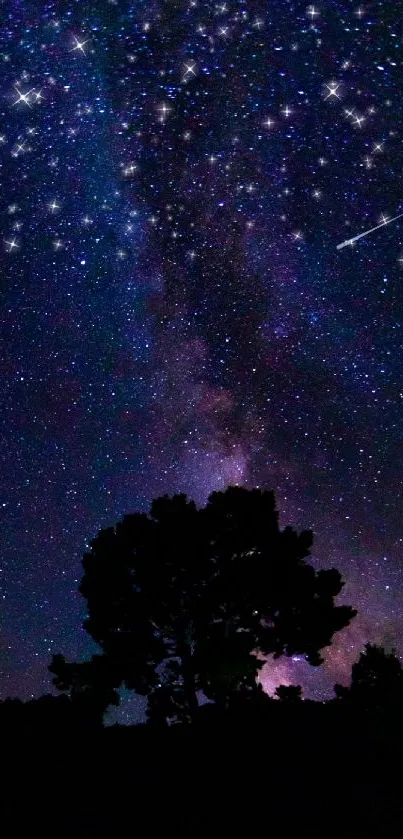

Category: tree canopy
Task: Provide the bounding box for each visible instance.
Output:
[50,486,357,724]
[335,643,403,709]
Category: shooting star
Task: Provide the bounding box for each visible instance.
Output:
[337,212,403,250]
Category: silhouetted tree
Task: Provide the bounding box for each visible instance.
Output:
[0,693,105,735]
[50,486,356,724]
[335,643,403,709]
[49,653,120,724]
[275,684,303,702]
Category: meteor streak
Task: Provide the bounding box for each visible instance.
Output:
[337,212,403,250]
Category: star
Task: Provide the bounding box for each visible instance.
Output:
[306,5,320,19]
[48,199,61,213]
[182,61,197,82]
[156,102,172,123]
[12,85,35,108]
[70,36,90,54]
[11,140,28,157]
[324,81,342,100]
[123,163,138,176]
[4,237,19,252]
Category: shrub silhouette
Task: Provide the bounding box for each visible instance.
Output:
[50,486,356,724]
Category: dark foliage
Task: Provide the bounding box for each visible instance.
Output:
[275,683,303,701]
[335,642,403,709]
[49,486,356,724]
[0,692,104,734]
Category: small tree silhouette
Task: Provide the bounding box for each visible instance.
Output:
[335,643,403,709]
[50,486,356,724]
[274,684,303,702]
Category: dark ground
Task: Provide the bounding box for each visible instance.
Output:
[2,701,403,837]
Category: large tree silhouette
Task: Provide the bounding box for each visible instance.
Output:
[50,486,356,723]
[335,643,403,709]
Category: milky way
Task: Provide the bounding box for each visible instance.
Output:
[1,0,402,721]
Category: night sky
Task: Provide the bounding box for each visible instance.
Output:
[1,0,402,722]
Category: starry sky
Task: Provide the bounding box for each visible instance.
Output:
[1,0,402,722]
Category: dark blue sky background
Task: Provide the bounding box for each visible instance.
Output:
[1,0,402,721]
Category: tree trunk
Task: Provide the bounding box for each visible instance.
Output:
[178,623,198,723]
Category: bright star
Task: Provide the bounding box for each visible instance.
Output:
[156,102,172,123]
[123,163,138,176]
[324,81,342,100]
[182,61,197,82]
[353,113,365,128]
[4,237,19,252]
[70,36,90,54]
[12,85,35,107]
[306,5,320,19]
